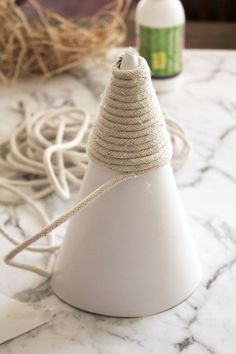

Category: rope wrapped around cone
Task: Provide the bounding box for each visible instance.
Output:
[88,57,172,173]
[2,55,189,277]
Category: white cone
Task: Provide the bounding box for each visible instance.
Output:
[51,50,201,317]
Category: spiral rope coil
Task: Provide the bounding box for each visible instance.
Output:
[88,57,172,172]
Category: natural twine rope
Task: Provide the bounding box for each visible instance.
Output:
[0,0,131,81]
[1,57,190,277]
[88,57,172,172]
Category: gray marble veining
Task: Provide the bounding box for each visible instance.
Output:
[0,49,236,354]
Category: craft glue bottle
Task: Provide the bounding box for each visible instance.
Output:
[135,0,185,93]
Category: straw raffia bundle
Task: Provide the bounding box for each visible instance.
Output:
[0,0,131,82]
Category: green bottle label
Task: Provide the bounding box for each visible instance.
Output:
[139,24,183,79]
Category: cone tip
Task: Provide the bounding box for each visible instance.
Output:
[120,47,139,71]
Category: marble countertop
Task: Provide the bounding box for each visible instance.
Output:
[0,49,236,354]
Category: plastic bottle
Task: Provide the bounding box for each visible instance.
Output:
[135,0,185,93]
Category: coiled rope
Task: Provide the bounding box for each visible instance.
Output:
[0,104,90,203]
[88,57,172,172]
[1,56,190,277]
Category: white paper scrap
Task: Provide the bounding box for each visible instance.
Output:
[0,293,50,344]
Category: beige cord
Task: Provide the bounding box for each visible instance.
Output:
[88,57,172,172]
[0,105,90,204]
[3,173,134,277]
[165,116,191,170]
[1,57,191,278]
[0,182,58,277]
